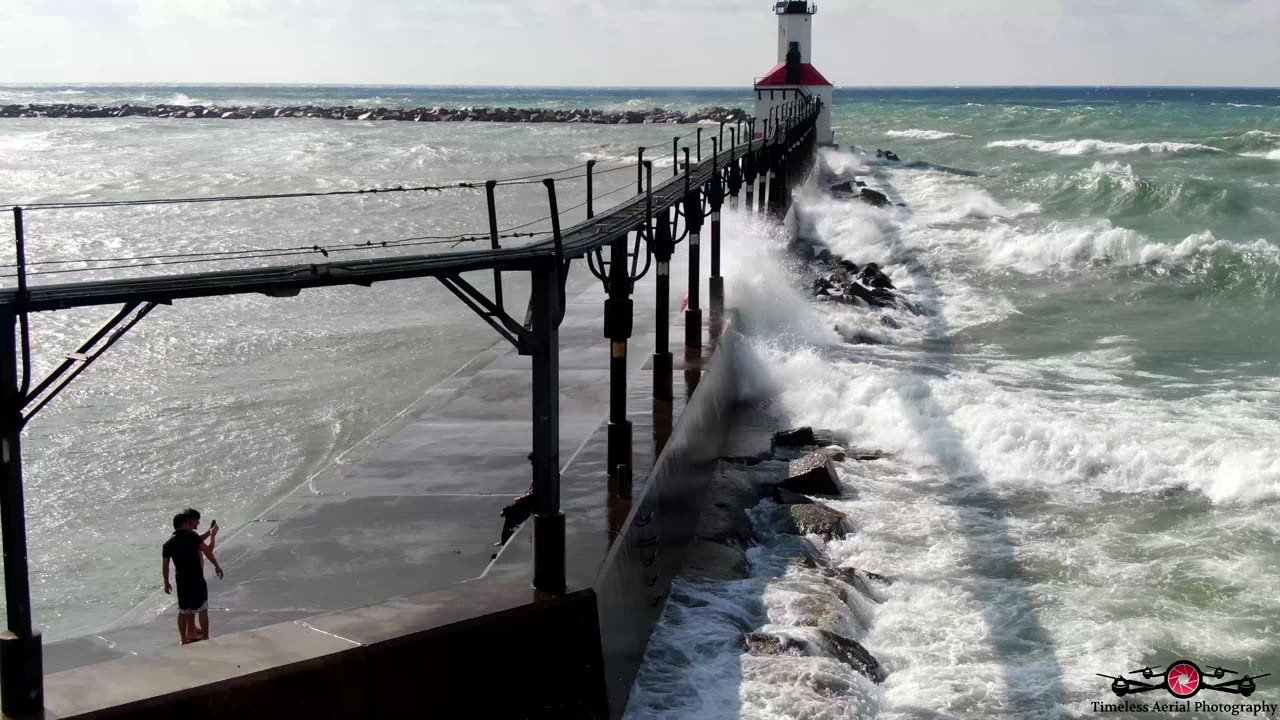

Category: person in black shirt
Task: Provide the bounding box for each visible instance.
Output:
[162,509,224,644]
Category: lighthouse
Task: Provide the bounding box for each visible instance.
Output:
[754,1,834,145]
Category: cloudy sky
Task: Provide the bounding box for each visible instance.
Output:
[3,0,1278,87]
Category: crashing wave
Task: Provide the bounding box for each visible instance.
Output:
[1037,161,1254,217]
[886,129,971,141]
[987,138,1224,156]
[930,221,1280,281]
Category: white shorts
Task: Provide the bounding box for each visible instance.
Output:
[177,601,208,615]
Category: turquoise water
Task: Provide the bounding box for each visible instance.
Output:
[2,85,1278,718]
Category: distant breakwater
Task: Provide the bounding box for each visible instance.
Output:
[0,103,747,124]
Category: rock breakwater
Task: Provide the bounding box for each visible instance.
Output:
[673,424,892,685]
[0,103,747,125]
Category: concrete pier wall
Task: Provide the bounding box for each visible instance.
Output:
[45,589,607,719]
[594,329,742,717]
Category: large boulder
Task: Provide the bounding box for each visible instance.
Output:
[783,504,851,540]
[817,630,888,682]
[772,426,816,448]
[772,427,837,452]
[682,540,750,581]
[826,567,886,603]
[859,188,891,207]
[781,452,841,496]
[743,632,805,657]
[837,566,892,586]
[773,487,814,505]
[743,630,886,683]
[695,501,753,546]
[696,468,763,545]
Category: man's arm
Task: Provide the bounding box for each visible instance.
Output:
[199,542,223,580]
[198,520,219,550]
[197,523,218,569]
[162,557,172,594]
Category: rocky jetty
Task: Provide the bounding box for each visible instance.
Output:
[0,103,747,125]
[809,252,921,315]
[675,422,893,685]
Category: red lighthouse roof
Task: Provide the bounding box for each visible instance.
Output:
[754,62,832,87]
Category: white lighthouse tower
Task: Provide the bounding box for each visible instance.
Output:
[753,1,834,145]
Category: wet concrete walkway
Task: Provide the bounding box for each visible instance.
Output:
[43,259,706,673]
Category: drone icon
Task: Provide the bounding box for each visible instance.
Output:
[1098,660,1270,699]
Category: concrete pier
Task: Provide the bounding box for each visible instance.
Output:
[37,255,744,718]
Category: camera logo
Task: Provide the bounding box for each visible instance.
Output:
[1098,660,1268,699]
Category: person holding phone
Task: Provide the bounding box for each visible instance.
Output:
[162,508,224,644]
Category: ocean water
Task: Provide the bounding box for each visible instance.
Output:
[2,86,1279,717]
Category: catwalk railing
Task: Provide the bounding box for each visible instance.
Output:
[0,95,822,717]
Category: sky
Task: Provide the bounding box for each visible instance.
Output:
[2,0,1279,87]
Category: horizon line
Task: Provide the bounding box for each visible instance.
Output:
[3,82,1280,92]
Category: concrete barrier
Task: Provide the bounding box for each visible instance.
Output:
[594,328,742,717]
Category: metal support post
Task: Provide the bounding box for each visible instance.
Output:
[770,151,788,220]
[636,147,645,195]
[759,145,771,215]
[0,309,42,718]
[708,154,726,321]
[727,150,743,211]
[484,181,505,311]
[530,262,564,596]
[586,160,596,219]
[604,235,633,502]
[652,207,673,402]
[683,144,706,354]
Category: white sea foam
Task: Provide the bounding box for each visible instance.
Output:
[629,146,1280,719]
[1241,149,1280,160]
[886,129,971,141]
[889,170,1042,223]
[987,138,1224,156]
[924,221,1279,275]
